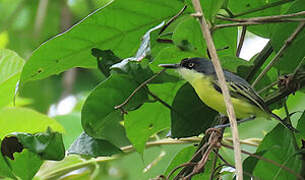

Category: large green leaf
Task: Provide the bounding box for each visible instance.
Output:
[253,124,301,179]
[68,132,122,157]
[171,83,218,138]
[271,0,305,73]
[172,16,206,57]
[81,74,147,147]
[20,0,184,83]
[125,102,170,154]
[0,107,64,139]
[0,49,24,108]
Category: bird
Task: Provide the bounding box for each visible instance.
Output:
[159,57,297,132]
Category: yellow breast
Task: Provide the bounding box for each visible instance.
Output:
[177,68,266,119]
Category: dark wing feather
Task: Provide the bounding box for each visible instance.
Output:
[211,70,268,111]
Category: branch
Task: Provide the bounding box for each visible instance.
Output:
[191,1,243,179]
[114,69,166,110]
[222,143,304,180]
[232,0,294,18]
[159,5,187,35]
[236,26,247,57]
[218,11,305,22]
[252,22,305,87]
[213,19,305,30]
[246,41,273,82]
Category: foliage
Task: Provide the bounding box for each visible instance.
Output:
[0,0,305,179]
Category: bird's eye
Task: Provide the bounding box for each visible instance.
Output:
[188,62,195,68]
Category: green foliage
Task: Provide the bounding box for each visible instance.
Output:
[81,74,147,147]
[0,0,305,179]
[68,132,122,157]
[171,83,218,138]
[0,49,24,108]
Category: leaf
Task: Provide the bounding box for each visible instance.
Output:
[228,0,284,38]
[219,55,252,73]
[253,124,302,180]
[171,83,218,138]
[12,128,65,161]
[0,107,64,139]
[20,0,184,83]
[8,150,43,180]
[125,102,170,153]
[81,74,147,147]
[0,49,24,108]
[111,21,165,70]
[91,48,121,77]
[271,0,305,73]
[165,145,196,177]
[296,111,305,139]
[200,0,225,22]
[172,16,206,56]
[242,151,266,180]
[68,132,122,157]
[19,76,62,113]
[213,24,237,57]
[55,113,83,148]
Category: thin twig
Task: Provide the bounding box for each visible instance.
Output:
[218,11,305,22]
[236,26,247,57]
[114,69,166,109]
[166,162,197,180]
[221,143,304,180]
[246,41,273,82]
[283,99,299,151]
[147,91,172,110]
[252,22,305,87]
[159,5,187,35]
[191,1,243,179]
[209,150,220,180]
[232,0,294,18]
[213,19,305,30]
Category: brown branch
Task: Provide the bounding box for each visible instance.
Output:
[159,5,187,35]
[252,22,305,87]
[213,19,305,30]
[232,0,294,18]
[166,162,196,180]
[236,26,247,57]
[222,143,304,180]
[147,90,172,110]
[218,11,305,22]
[114,69,166,109]
[191,1,243,179]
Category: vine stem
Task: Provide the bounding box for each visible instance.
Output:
[252,22,305,87]
[191,0,243,179]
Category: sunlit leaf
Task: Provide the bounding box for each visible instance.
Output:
[0,49,24,108]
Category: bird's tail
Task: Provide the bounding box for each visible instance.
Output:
[270,113,299,132]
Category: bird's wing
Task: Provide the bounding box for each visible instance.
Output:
[211,71,268,111]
